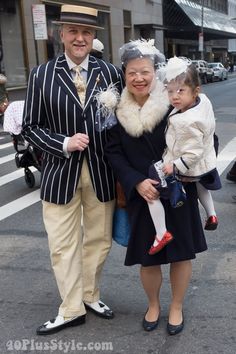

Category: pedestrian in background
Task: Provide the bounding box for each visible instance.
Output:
[91,38,104,59]
[22,4,124,335]
[105,39,207,335]
[226,160,236,201]
[0,73,8,120]
[226,160,236,182]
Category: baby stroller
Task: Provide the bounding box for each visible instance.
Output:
[3,100,42,188]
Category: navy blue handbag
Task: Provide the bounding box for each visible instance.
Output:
[112,207,130,247]
[143,129,186,209]
[165,171,186,208]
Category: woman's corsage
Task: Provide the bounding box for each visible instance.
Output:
[94,83,120,132]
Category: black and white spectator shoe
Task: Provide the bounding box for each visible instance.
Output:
[36,314,86,335]
[84,300,114,319]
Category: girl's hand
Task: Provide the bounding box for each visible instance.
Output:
[162,163,174,176]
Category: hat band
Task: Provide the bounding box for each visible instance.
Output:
[60,12,98,26]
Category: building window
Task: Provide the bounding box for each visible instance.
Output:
[45,4,63,60]
[123,10,131,43]
[193,0,227,13]
[0,0,27,88]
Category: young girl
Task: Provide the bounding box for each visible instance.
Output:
[148,56,221,255]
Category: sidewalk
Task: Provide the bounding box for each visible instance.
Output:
[228,70,236,78]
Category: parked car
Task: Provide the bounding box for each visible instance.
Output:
[208,62,228,81]
[191,60,214,84]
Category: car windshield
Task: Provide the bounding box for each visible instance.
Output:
[208,63,217,68]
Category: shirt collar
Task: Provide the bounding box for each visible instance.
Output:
[65,52,89,72]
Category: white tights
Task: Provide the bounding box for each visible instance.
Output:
[196,182,216,217]
[148,182,216,247]
[148,199,166,245]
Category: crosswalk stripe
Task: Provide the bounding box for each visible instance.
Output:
[0,167,37,187]
[0,142,12,150]
[0,153,15,164]
[217,137,236,175]
[0,190,41,221]
[0,137,235,222]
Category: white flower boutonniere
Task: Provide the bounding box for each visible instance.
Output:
[94,84,120,132]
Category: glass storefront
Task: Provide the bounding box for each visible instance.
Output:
[0,0,27,88]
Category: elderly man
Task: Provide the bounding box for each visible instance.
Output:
[22,4,124,335]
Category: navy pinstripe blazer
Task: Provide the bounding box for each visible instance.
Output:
[22,54,124,204]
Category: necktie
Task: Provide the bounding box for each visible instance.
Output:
[73,65,86,106]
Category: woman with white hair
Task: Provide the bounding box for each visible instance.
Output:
[105,39,207,335]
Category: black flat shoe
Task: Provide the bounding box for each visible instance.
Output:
[36,314,86,335]
[167,318,184,335]
[142,310,160,331]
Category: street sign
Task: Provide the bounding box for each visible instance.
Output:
[32,4,48,40]
[199,32,204,52]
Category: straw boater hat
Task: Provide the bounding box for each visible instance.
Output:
[53,4,104,30]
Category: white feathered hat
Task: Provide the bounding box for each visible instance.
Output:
[158,56,192,82]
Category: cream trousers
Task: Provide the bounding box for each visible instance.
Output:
[42,160,115,317]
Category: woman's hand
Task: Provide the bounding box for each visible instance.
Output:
[162,163,174,176]
[136,179,160,202]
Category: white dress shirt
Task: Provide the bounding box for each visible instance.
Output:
[63,53,89,157]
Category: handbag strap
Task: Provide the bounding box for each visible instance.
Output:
[172,165,177,179]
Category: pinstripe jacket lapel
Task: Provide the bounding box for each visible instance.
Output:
[54,55,83,109]
[54,55,102,111]
[83,58,101,112]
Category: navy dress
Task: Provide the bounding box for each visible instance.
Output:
[105,115,207,267]
[125,184,206,266]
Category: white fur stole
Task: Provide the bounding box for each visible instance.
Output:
[116,80,169,137]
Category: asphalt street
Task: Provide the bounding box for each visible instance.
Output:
[0,74,236,354]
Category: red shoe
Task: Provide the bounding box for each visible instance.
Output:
[148,232,174,255]
[204,215,218,230]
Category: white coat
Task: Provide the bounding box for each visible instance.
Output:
[163,93,216,177]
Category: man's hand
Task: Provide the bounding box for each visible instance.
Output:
[67,133,89,152]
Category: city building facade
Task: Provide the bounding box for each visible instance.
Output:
[0,0,164,99]
[163,0,236,65]
[0,0,235,100]
[228,0,236,64]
